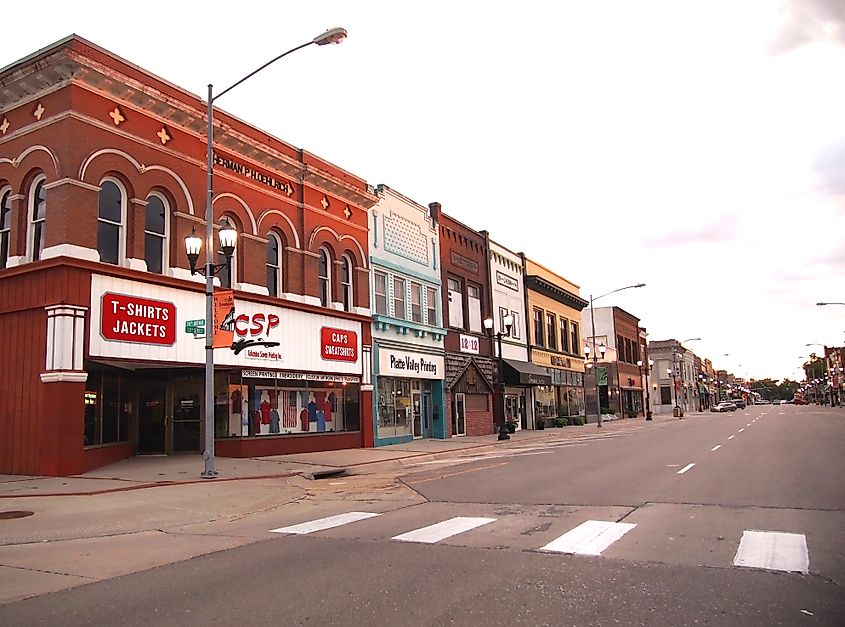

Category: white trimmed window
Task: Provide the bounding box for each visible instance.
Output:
[393,276,406,319]
[467,283,482,333]
[447,276,464,329]
[374,271,388,315]
[144,193,168,274]
[426,286,438,326]
[410,282,423,323]
[0,187,11,268]
[266,232,282,297]
[28,175,47,262]
[341,255,354,312]
[97,178,126,265]
[318,247,332,306]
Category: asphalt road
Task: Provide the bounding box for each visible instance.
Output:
[1,405,843,626]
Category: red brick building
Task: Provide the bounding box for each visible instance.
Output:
[0,36,376,476]
[437,209,495,436]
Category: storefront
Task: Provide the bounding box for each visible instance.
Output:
[374,345,445,445]
[86,274,370,461]
[502,358,552,429]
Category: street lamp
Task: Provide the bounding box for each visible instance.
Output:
[584,342,607,425]
[586,283,645,427]
[636,358,654,420]
[484,313,514,440]
[187,27,347,479]
[816,302,845,306]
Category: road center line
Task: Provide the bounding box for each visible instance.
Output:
[739,428,745,432]
[677,463,695,474]
[711,444,721,451]
[746,423,751,427]
[728,435,735,440]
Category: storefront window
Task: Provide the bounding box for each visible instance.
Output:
[377,377,412,437]
[225,373,360,436]
[84,369,131,446]
[535,386,556,420]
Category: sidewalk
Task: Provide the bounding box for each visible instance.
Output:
[0,412,684,498]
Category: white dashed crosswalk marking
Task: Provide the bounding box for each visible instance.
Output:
[540,520,637,555]
[392,516,496,543]
[733,530,809,573]
[270,512,380,535]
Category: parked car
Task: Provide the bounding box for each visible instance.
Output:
[792,397,809,405]
[756,399,771,405]
[732,398,747,409]
[711,401,737,412]
[772,399,781,405]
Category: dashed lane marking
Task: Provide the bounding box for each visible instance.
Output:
[711,445,721,451]
[677,463,696,474]
[728,435,735,440]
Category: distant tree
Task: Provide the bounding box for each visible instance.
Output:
[777,378,799,400]
[750,378,778,400]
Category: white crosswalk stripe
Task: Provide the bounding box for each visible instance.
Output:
[540,520,637,555]
[392,516,496,543]
[270,511,379,535]
[733,530,809,573]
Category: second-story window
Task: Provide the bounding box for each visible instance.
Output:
[374,271,388,315]
[510,311,521,339]
[447,277,464,329]
[467,284,482,333]
[341,255,353,312]
[546,312,557,350]
[144,193,167,274]
[318,247,331,306]
[0,189,10,269]
[97,179,125,265]
[218,217,237,289]
[410,282,422,322]
[426,285,437,325]
[266,233,281,297]
[533,307,544,347]
[393,277,406,319]
[570,321,579,354]
[560,318,570,353]
[28,176,47,262]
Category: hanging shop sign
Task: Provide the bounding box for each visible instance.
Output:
[213,290,235,348]
[378,348,444,379]
[321,327,359,362]
[100,292,176,346]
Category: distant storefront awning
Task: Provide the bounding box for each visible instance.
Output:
[503,359,552,386]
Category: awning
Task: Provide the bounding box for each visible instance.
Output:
[503,359,552,386]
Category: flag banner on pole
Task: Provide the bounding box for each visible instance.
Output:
[213,289,235,348]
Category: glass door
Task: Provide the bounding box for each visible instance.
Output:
[453,393,466,436]
[138,383,166,454]
[412,391,422,438]
[422,391,432,438]
[172,383,202,452]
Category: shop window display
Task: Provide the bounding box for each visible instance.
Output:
[225,374,360,437]
[377,377,413,438]
[84,369,131,446]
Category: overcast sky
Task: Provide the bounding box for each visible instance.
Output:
[4,1,844,381]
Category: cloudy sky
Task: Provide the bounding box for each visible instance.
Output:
[3,1,844,381]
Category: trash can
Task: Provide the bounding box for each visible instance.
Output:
[673,406,684,418]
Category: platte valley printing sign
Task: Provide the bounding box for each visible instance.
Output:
[378,349,444,380]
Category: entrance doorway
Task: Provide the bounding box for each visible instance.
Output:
[452,393,466,436]
[413,389,433,439]
[138,383,166,454]
[136,378,203,455]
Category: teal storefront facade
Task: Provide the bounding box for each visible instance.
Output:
[369,186,446,446]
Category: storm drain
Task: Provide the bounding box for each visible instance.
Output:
[0,510,35,520]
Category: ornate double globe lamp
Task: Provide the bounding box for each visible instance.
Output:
[484,313,514,441]
[184,27,348,479]
[636,358,654,420]
[586,283,645,427]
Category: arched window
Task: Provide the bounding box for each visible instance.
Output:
[218,217,237,289]
[0,188,11,269]
[97,178,126,265]
[266,232,282,297]
[341,254,354,312]
[144,193,168,274]
[318,247,331,307]
[28,176,47,261]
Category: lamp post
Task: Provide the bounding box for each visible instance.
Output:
[668,367,680,414]
[636,358,654,420]
[816,302,845,306]
[484,313,513,440]
[584,343,607,425]
[586,283,645,427]
[186,27,347,479]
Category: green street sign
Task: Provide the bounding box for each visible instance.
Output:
[185,319,205,333]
